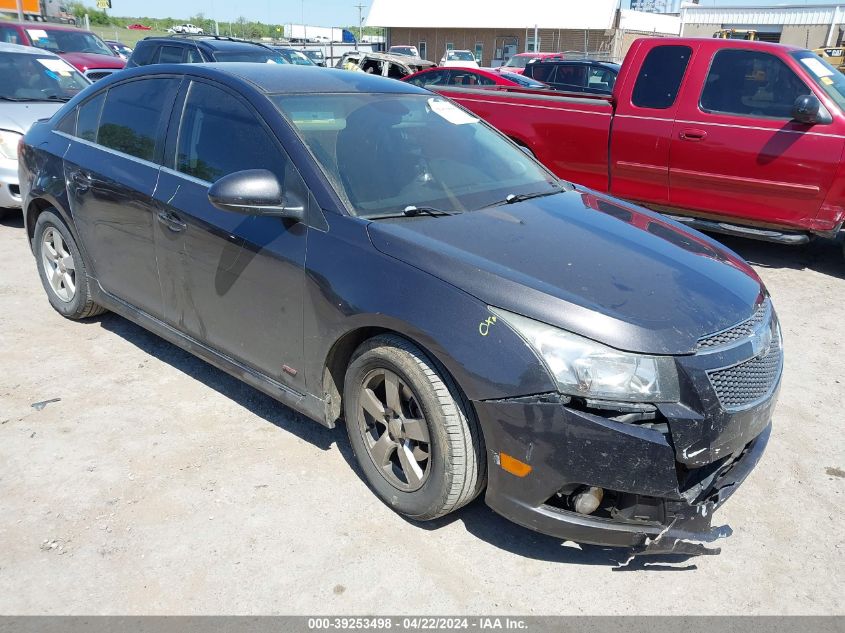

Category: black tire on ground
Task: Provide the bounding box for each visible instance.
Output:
[343,334,486,521]
[33,209,107,320]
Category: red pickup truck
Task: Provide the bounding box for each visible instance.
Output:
[434,38,845,250]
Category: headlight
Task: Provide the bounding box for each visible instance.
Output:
[491,307,680,403]
[0,130,23,161]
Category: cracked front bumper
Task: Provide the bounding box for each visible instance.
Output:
[472,394,773,554]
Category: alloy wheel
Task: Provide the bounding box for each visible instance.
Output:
[41,227,76,302]
[357,368,432,491]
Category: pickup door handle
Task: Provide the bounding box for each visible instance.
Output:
[157,210,187,233]
[679,128,708,141]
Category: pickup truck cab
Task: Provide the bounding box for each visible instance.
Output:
[434,38,845,249]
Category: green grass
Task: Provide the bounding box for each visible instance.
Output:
[88,27,171,47]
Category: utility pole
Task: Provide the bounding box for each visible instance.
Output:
[15,0,23,22]
[354,3,366,50]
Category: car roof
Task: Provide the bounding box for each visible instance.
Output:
[0,41,60,56]
[533,59,620,70]
[141,36,272,51]
[116,63,430,95]
[14,23,87,33]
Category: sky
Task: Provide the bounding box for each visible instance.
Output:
[95,0,845,27]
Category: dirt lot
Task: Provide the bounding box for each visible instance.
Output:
[0,212,842,615]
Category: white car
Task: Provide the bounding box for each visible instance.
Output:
[440,49,479,68]
[170,23,204,35]
[0,42,90,214]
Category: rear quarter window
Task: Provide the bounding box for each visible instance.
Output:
[631,45,692,109]
[128,41,157,66]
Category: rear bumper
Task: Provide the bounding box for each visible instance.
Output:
[473,393,774,555]
[0,157,21,209]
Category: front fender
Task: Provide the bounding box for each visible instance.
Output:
[302,217,557,403]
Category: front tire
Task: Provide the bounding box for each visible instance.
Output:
[33,209,106,320]
[343,334,485,521]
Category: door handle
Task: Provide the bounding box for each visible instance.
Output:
[679,129,708,141]
[157,210,187,233]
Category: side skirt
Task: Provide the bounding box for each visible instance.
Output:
[90,284,334,428]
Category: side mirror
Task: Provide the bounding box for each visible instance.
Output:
[792,94,830,125]
[207,169,304,222]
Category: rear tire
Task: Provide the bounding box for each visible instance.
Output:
[343,334,486,521]
[33,209,106,320]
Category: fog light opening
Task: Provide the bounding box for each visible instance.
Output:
[572,486,604,515]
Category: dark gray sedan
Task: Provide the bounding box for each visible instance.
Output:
[17,63,780,556]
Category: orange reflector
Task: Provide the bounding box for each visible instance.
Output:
[499,452,532,477]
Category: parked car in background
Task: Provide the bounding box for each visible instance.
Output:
[524,59,620,95]
[388,45,419,57]
[127,36,285,67]
[496,51,564,74]
[404,66,548,89]
[19,63,779,557]
[0,42,89,215]
[440,49,479,68]
[0,22,125,81]
[301,49,326,67]
[126,23,152,31]
[433,37,845,251]
[339,51,434,78]
[271,47,315,66]
[105,40,133,61]
[168,24,204,35]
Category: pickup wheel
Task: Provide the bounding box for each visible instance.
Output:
[343,334,486,521]
[33,209,106,320]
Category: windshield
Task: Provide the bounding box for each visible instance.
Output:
[500,71,547,88]
[504,55,535,69]
[273,93,559,217]
[26,28,114,56]
[277,49,314,65]
[792,50,845,111]
[0,52,89,101]
[213,50,286,63]
[446,51,475,62]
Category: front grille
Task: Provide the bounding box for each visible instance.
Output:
[84,69,118,82]
[707,332,782,410]
[697,298,770,351]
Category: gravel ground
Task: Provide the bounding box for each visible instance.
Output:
[0,212,842,615]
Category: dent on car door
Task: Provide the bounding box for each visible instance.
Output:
[153,80,308,389]
[63,77,181,317]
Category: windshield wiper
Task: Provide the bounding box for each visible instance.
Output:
[0,95,70,102]
[477,186,569,211]
[402,205,458,217]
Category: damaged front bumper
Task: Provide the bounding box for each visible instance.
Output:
[472,390,774,556]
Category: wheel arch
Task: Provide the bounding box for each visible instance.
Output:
[25,196,78,250]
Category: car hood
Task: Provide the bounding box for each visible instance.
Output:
[59,51,125,70]
[0,103,63,135]
[366,190,765,355]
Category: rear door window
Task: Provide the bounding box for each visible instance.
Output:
[631,45,692,109]
[157,45,184,64]
[77,92,105,142]
[526,63,556,83]
[554,64,587,89]
[97,78,180,161]
[0,24,22,44]
[449,70,494,86]
[407,69,449,87]
[700,49,811,118]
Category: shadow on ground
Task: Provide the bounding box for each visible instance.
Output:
[0,212,25,229]
[717,234,843,279]
[96,311,700,571]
